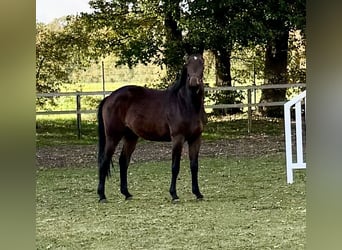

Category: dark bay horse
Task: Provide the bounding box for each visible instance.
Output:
[97,54,206,202]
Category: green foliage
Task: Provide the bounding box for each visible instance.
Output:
[81,0,188,86]
[70,55,167,87]
[184,0,261,49]
[36,22,72,106]
[231,46,266,86]
[36,155,305,249]
[84,0,165,66]
[181,0,258,87]
[36,18,95,107]
[288,31,306,84]
[256,0,306,117]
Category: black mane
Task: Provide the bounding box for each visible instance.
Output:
[169,65,187,93]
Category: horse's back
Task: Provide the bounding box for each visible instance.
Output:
[103,85,171,141]
[108,85,167,112]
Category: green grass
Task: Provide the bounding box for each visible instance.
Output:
[36,117,98,146]
[36,117,284,147]
[36,154,306,249]
[203,116,283,140]
[61,82,149,94]
[36,117,300,248]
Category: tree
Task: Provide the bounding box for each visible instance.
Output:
[182,0,262,85]
[163,0,187,83]
[36,18,95,107]
[80,0,184,86]
[181,0,305,117]
[181,0,260,114]
[258,0,306,117]
[36,0,305,116]
[36,22,72,106]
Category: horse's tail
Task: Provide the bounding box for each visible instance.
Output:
[98,97,115,178]
[97,97,107,167]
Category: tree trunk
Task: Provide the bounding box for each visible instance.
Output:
[211,48,242,115]
[163,1,184,85]
[214,49,232,86]
[260,29,289,117]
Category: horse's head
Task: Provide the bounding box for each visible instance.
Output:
[185,54,204,89]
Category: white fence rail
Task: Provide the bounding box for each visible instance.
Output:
[284,90,306,184]
[36,83,306,138]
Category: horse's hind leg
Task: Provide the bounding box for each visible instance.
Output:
[119,133,138,200]
[98,136,121,202]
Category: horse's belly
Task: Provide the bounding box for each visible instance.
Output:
[135,126,171,141]
[140,130,171,141]
[126,116,171,142]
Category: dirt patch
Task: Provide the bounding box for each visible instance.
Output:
[36,135,285,168]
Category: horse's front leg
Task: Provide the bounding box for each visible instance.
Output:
[169,136,184,201]
[188,136,203,200]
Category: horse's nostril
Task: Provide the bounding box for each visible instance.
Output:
[189,76,202,86]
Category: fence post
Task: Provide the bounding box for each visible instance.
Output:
[247,89,252,134]
[76,93,81,139]
[102,61,105,98]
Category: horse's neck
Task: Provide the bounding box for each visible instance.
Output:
[178,86,204,112]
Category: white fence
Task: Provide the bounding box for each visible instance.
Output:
[284,90,306,184]
[36,83,306,138]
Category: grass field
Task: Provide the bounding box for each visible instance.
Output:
[36,116,305,249]
[36,155,305,249]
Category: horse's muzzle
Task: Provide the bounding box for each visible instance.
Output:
[189,76,203,87]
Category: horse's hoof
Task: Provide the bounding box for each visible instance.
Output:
[171,198,180,203]
[99,198,108,203]
[196,194,204,200]
[125,195,133,201]
[196,196,204,201]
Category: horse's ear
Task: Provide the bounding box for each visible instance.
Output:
[197,43,204,55]
[183,42,204,57]
[193,42,204,56]
[183,43,191,63]
[183,54,189,64]
[184,42,192,56]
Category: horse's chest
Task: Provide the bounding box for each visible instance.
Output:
[167,105,204,139]
[192,119,204,133]
[181,118,203,139]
